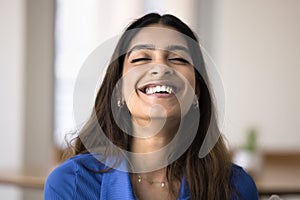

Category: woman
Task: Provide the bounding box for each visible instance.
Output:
[45,13,258,200]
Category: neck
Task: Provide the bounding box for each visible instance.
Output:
[128,118,180,172]
[131,118,180,153]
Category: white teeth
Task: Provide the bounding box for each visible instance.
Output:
[167,87,172,93]
[145,85,173,94]
[148,88,153,94]
[156,85,160,92]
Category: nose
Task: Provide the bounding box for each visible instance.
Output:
[149,64,174,77]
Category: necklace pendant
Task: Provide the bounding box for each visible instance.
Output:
[161,182,165,188]
[137,175,142,183]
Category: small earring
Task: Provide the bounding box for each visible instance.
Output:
[193,98,199,109]
[117,99,124,108]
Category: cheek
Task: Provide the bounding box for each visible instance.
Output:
[189,69,196,89]
[121,66,147,104]
[188,74,196,90]
[122,76,136,107]
[122,66,136,98]
[179,68,196,89]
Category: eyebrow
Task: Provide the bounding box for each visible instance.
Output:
[165,45,190,54]
[126,44,190,58]
[127,44,155,58]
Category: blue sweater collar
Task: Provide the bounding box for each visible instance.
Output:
[101,169,190,200]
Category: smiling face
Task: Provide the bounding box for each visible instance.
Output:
[122,25,196,126]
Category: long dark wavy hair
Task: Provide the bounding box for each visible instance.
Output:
[65,13,233,199]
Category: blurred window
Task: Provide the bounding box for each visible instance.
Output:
[54,0,165,147]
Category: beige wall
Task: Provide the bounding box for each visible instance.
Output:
[0,0,25,170]
[0,0,25,198]
[0,0,55,199]
[212,0,300,150]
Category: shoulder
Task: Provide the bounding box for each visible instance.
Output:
[231,164,259,200]
[44,153,106,200]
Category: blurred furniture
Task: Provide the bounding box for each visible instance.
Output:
[256,151,300,196]
[0,171,45,189]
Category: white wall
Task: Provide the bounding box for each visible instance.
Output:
[213,0,300,150]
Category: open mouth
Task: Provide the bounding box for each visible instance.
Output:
[139,84,177,95]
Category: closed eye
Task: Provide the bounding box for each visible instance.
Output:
[169,58,190,64]
[131,58,152,63]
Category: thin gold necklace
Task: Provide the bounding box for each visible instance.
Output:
[137,175,167,188]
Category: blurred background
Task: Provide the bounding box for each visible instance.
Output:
[0,0,299,199]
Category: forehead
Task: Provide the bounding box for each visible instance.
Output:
[128,25,188,50]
